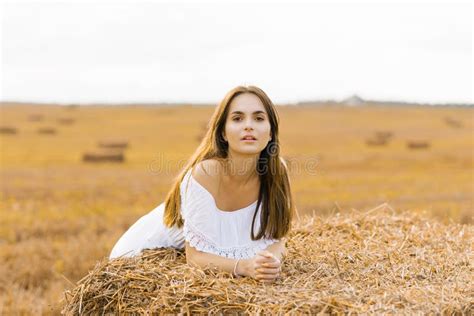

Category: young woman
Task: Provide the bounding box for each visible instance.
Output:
[109,85,296,284]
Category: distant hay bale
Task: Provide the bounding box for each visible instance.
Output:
[365,137,388,146]
[37,127,57,135]
[374,130,393,140]
[365,130,393,147]
[0,126,18,135]
[444,117,463,128]
[82,150,125,163]
[62,204,473,314]
[98,140,129,149]
[28,114,44,122]
[57,118,75,125]
[407,140,430,149]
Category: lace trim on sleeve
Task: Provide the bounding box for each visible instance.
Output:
[183,221,277,259]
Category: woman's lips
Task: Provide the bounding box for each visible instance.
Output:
[241,138,257,142]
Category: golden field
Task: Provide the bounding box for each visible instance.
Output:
[0,103,472,314]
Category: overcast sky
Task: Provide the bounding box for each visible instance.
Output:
[1,1,472,104]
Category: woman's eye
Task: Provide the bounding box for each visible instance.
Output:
[232,116,264,121]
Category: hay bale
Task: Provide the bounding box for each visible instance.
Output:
[57,118,75,125]
[62,204,473,314]
[98,140,129,149]
[0,126,18,135]
[37,127,57,135]
[444,117,463,128]
[365,137,388,146]
[365,130,393,146]
[28,114,44,122]
[407,140,430,149]
[82,150,125,163]
[374,130,393,140]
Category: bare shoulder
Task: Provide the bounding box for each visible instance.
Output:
[191,159,224,191]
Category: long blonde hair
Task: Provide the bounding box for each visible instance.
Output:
[163,85,295,240]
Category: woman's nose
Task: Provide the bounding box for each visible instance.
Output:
[244,118,254,130]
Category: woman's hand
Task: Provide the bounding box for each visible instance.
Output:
[243,250,281,283]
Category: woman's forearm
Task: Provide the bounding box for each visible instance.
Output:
[186,239,287,277]
[187,251,251,276]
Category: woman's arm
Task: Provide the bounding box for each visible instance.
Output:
[185,241,250,276]
[184,242,286,278]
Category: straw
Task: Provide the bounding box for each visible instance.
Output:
[61,203,473,314]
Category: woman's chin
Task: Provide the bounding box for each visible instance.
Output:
[229,147,263,156]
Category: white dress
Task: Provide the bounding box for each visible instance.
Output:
[109,169,280,260]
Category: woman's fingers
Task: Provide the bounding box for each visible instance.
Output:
[256,267,280,274]
[260,260,280,267]
[256,273,278,280]
[256,260,280,270]
[255,258,274,266]
[255,263,280,274]
[256,251,273,258]
[256,251,277,261]
[255,254,280,265]
[254,252,281,279]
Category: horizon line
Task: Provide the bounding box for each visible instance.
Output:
[1,97,473,107]
[0,99,474,106]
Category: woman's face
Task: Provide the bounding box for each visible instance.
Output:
[222,93,272,156]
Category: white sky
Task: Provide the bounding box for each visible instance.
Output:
[1,0,472,104]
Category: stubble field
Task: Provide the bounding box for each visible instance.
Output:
[0,103,472,314]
